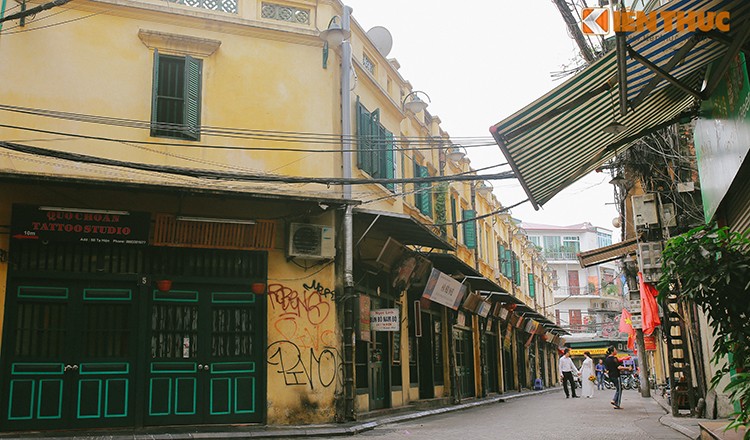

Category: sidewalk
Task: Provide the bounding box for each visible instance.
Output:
[651,391,714,440]
[0,388,559,440]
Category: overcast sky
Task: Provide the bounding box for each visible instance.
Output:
[344,0,621,239]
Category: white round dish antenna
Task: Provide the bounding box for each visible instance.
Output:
[367,26,393,57]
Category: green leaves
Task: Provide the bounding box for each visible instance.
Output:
[660,223,750,432]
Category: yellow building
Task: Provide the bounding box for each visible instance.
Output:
[0,0,564,432]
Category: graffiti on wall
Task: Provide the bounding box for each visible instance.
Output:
[267,341,343,389]
[267,279,341,390]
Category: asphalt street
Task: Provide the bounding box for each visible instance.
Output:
[312,388,689,440]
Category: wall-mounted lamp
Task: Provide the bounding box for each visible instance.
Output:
[402,90,431,114]
[447,144,467,162]
[320,15,351,69]
[176,216,256,225]
[477,181,493,196]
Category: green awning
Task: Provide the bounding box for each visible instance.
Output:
[490,51,697,209]
[490,0,750,209]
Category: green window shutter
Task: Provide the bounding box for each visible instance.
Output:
[357,102,373,173]
[451,197,458,239]
[528,273,536,298]
[514,255,521,285]
[183,55,202,140]
[419,166,432,217]
[150,49,160,137]
[384,131,395,191]
[497,243,505,273]
[413,162,422,209]
[504,249,512,277]
[463,209,476,249]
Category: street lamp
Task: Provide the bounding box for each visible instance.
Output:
[402,90,431,114]
[447,144,467,162]
[320,15,351,69]
[477,181,493,197]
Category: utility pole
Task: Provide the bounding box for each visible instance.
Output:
[0,0,70,23]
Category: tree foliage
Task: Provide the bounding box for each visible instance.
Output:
[658,224,750,438]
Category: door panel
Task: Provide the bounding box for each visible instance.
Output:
[145,286,263,425]
[1,282,137,431]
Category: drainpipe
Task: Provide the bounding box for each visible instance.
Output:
[339,5,356,421]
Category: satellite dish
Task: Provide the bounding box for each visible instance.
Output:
[367,26,393,57]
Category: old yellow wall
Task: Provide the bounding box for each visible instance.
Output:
[265,249,340,424]
[0,0,340,194]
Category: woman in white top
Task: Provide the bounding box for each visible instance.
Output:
[580,351,595,398]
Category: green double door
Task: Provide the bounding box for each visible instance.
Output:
[145,285,263,426]
[1,279,264,431]
[1,279,138,431]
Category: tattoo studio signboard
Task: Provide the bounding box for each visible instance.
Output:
[11,205,150,245]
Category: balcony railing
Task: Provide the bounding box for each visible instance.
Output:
[543,250,578,261]
[166,0,238,14]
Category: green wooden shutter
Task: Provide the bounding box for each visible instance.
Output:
[451,197,458,239]
[357,102,373,173]
[463,209,476,249]
[384,131,395,191]
[514,254,521,285]
[150,49,160,137]
[497,243,505,272]
[183,55,202,140]
[528,273,536,297]
[504,249,512,277]
[419,166,432,217]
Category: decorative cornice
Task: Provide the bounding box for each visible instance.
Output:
[138,29,221,57]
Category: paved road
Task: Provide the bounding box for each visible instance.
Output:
[313,389,688,440]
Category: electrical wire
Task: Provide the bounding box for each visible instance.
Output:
[0,140,515,185]
[0,10,103,34]
[1,122,501,155]
[0,104,496,148]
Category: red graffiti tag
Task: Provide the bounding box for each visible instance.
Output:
[268,283,332,325]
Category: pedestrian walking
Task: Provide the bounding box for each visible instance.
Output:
[558,348,579,398]
[603,345,632,409]
[579,351,595,398]
[595,359,606,390]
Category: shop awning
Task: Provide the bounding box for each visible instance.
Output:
[577,235,640,268]
[353,208,454,251]
[427,253,506,291]
[490,0,750,209]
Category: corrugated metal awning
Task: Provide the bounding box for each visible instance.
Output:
[353,208,454,251]
[577,236,640,268]
[490,0,750,209]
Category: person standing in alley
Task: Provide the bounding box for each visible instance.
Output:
[580,351,595,398]
[604,345,632,409]
[559,348,579,398]
[595,359,606,390]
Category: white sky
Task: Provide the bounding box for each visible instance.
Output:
[345,0,621,239]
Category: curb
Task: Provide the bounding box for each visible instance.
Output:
[0,388,559,439]
[652,395,700,440]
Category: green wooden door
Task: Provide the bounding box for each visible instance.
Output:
[145,284,263,425]
[1,280,137,431]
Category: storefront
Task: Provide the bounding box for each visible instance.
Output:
[1,204,269,431]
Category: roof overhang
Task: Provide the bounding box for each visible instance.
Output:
[353,208,454,251]
[577,235,640,268]
[490,0,750,209]
[427,253,502,287]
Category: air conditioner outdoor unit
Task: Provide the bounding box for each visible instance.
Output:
[288,223,335,259]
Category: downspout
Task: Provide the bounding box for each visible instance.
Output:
[340,4,356,421]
